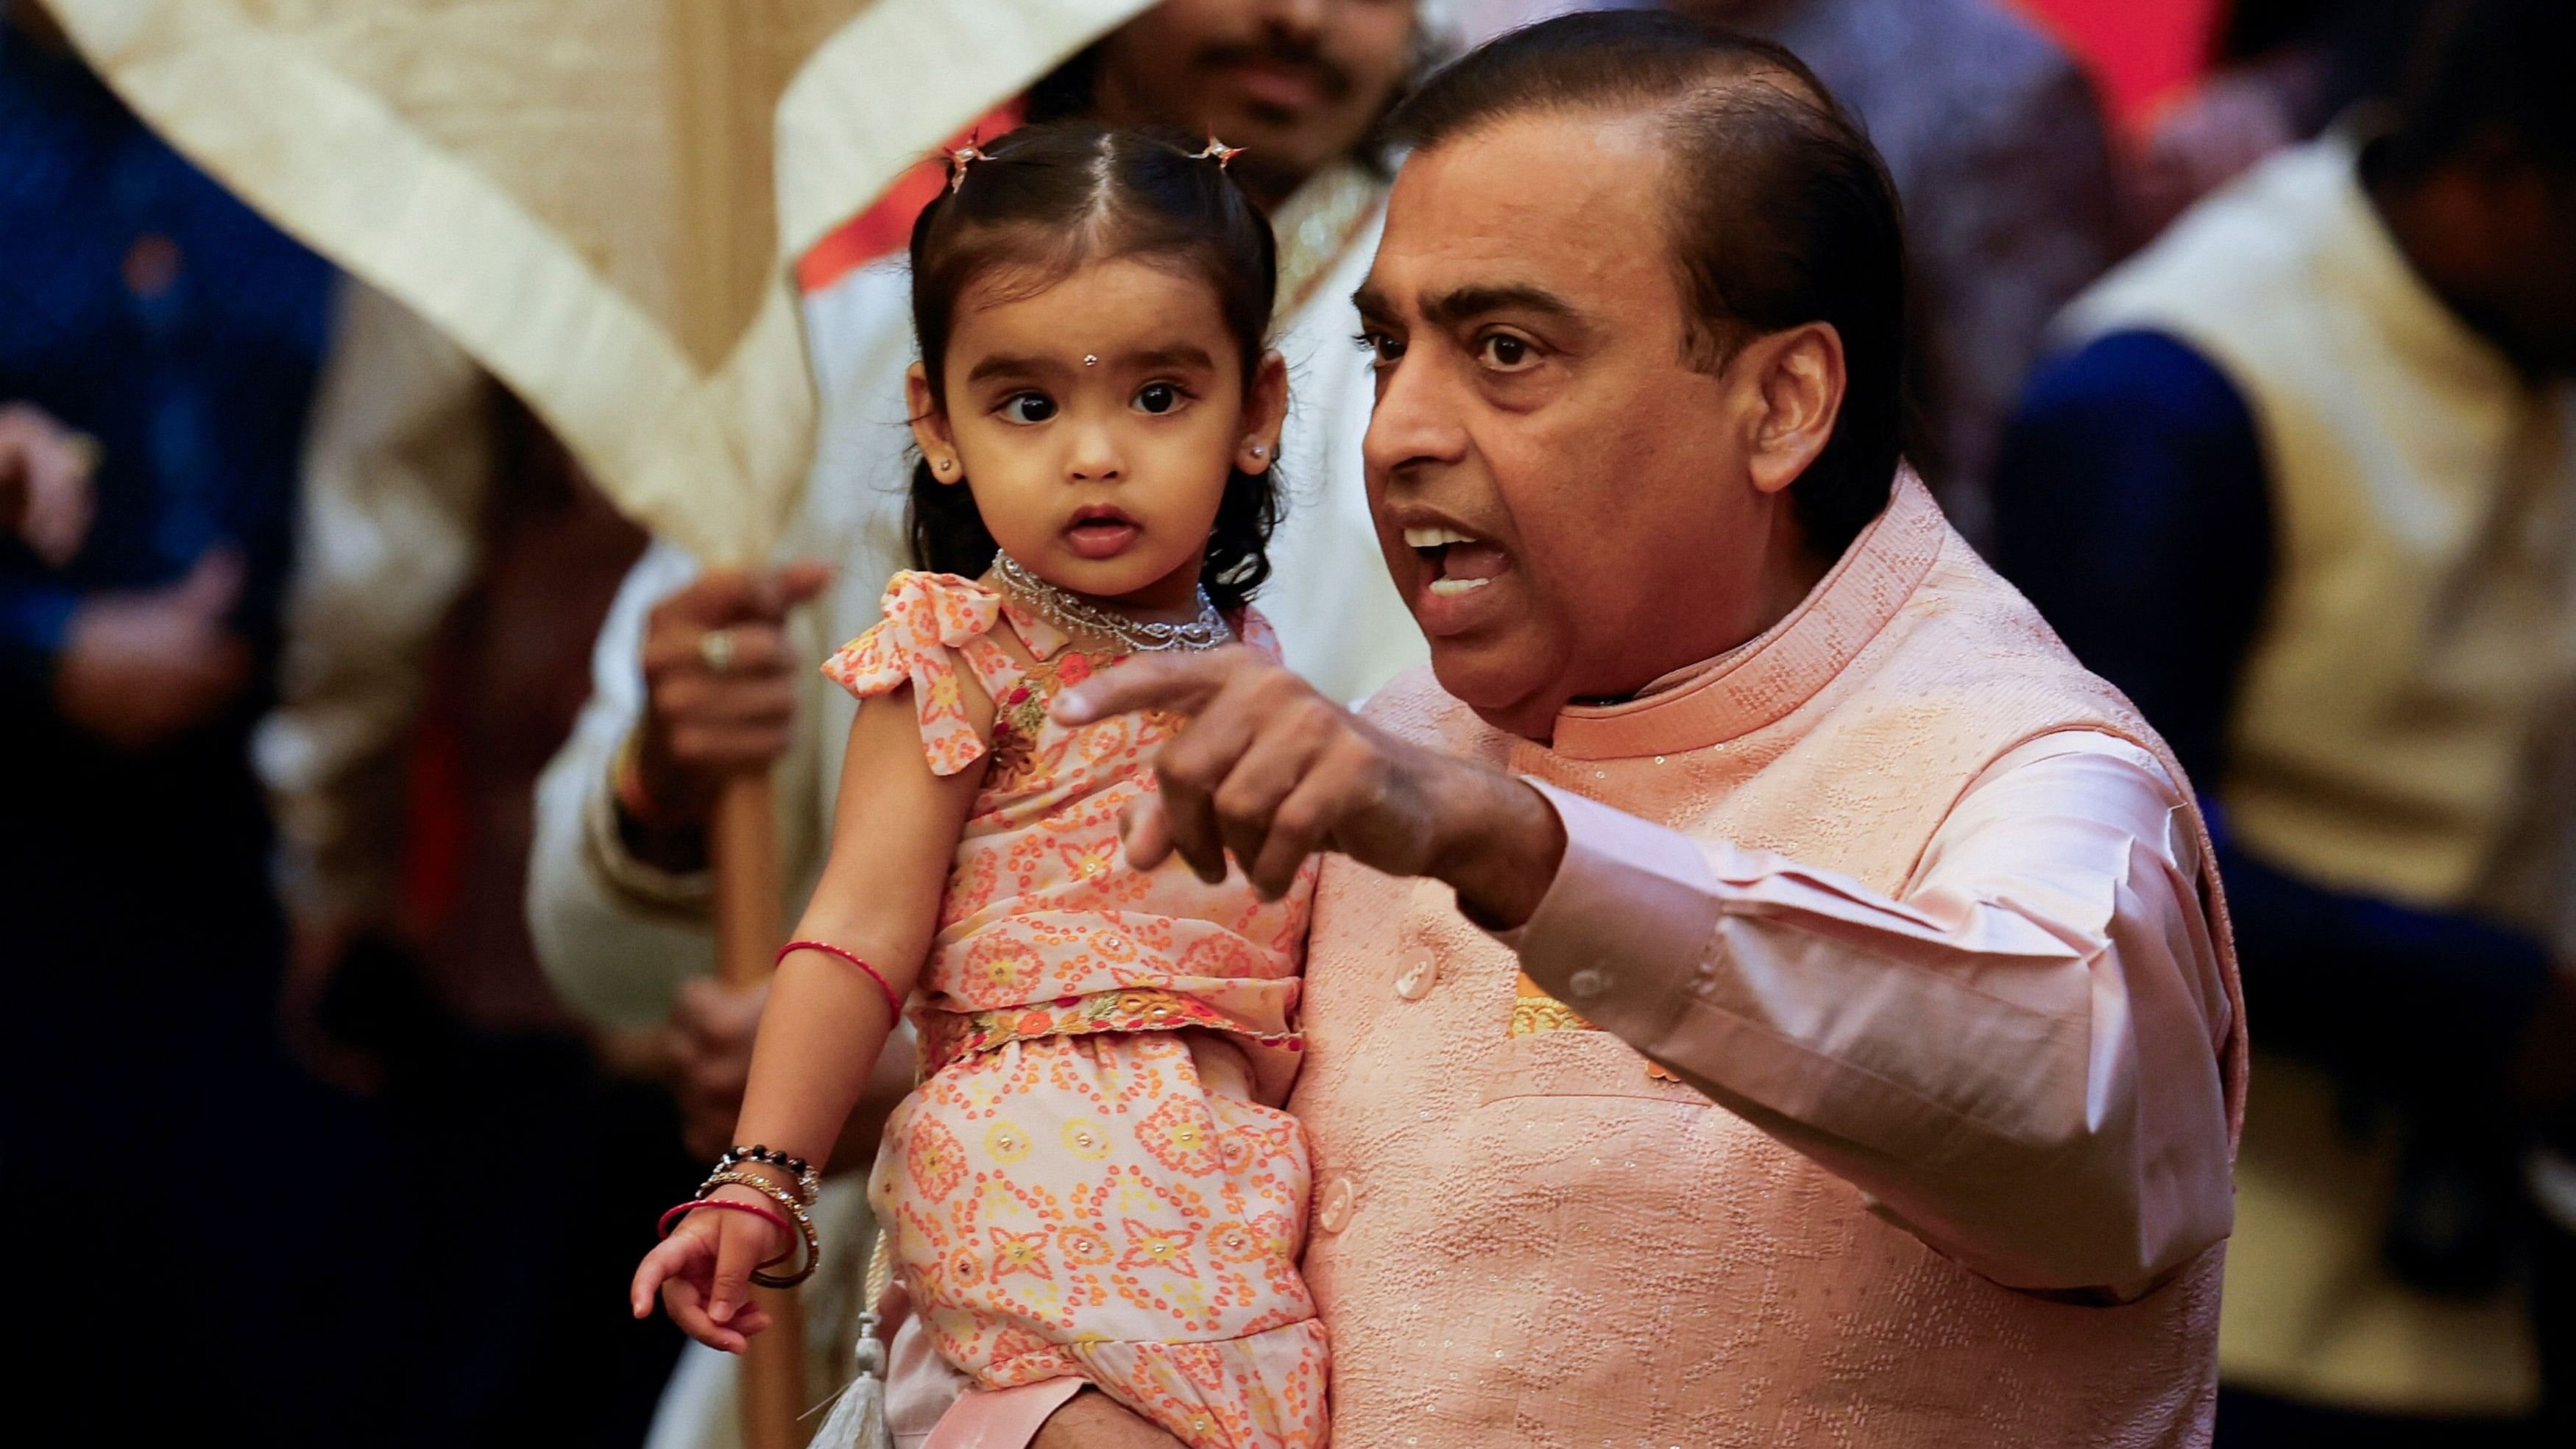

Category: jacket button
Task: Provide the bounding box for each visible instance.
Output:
[1394,947,1437,1001]
[1316,1177,1356,1233]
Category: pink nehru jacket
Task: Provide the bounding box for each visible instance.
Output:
[1295,475,2247,1447]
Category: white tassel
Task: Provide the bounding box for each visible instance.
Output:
[810,1224,899,1449]
[806,1308,894,1449]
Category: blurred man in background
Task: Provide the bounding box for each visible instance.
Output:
[1995,0,2575,1439]
[1673,0,2123,549]
[526,2,1430,1439]
[251,277,689,1444]
[0,2,391,1439]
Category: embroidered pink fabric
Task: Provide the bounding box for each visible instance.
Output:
[1295,475,2244,1448]
[826,573,1326,1449]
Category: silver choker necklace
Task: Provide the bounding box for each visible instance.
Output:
[992,551,1231,653]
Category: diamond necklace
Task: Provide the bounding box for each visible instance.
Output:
[991,551,1231,653]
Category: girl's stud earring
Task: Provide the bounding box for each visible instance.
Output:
[1083,354,1098,367]
[935,458,954,474]
[1250,444,1267,458]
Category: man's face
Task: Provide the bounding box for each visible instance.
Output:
[1354,111,1791,739]
[1097,0,1416,194]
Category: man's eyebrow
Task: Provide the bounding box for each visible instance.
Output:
[1421,283,1583,329]
[1351,283,1395,322]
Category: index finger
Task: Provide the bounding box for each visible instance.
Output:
[1052,646,1255,726]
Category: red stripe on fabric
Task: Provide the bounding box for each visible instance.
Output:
[796,100,1028,294]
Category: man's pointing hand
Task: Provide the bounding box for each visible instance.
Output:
[1054,648,1566,927]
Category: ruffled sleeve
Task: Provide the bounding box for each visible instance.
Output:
[821,572,1021,776]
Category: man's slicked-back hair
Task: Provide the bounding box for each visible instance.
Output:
[1387,10,1910,557]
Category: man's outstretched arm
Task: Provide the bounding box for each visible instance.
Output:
[1060,653,2236,1303]
[1512,732,2236,1300]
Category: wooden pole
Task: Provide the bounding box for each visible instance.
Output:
[712,772,810,1449]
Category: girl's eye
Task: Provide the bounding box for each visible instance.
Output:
[1354,330,1404,369]
[1000,392,1056,425]
[1478,333,1536,370]
[1131,381,1184,415]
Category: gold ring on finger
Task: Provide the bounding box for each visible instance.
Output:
[698,627,737,675]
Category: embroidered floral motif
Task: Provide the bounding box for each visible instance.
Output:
[1119,1219,1200,1278]
[1136,1095,1221,1176]
[985,1121,1033,1163]
[1206,1219,1267,1266]
[987,648,1103,793]
[1058,1222,1114,1266]
[1062,1119,1111,1161]
[907,1116,968,1202]
[988,1227,1053,1282]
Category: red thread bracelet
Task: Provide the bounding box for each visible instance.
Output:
[776,939,901,1016]
[659,1197,791,1241]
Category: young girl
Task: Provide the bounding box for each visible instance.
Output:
[632,123,1326,1449]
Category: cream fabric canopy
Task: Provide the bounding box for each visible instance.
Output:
[41,0,1153,563]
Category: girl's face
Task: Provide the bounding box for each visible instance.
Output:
[908,256,1286,617]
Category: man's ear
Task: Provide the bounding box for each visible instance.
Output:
[906,363,963,483]
[1236,350,1289,475]
[1738,323,1845,496]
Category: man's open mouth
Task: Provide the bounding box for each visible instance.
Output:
[1404,525,1510,597]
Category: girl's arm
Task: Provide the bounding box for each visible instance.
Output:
[632,673,991,1349]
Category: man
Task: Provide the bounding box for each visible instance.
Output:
[524,0,1427,1436]
[1674,0,2123,550]
[1993,0,2575,1437]
[0,5,397,1441]
[899,13,2243,1446]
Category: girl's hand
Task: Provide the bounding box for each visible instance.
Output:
[629,1188,790,1352]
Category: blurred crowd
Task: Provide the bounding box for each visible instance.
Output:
[3,0,2568,1445]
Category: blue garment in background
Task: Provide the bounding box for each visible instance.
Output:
[0,28,331,701]
[1992,327,2555,1102]
[0,30,390,1445]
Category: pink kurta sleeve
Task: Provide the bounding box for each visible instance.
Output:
[1513,731,2235,1301]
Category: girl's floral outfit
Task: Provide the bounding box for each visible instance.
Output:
[824,572,1325,1449]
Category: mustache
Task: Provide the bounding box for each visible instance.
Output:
[1196,39,1354,103]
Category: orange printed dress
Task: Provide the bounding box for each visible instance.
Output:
[823,572,1326,1449]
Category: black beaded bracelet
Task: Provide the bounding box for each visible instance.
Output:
[724,1144,810,1176]
[712,1144,820,1205]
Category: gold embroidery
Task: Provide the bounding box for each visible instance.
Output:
[1510,971,1680,1082]
[918,986,1303,1080]
[1510,971,1596,1035]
